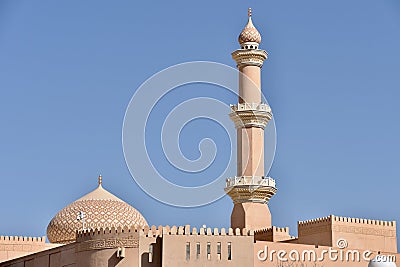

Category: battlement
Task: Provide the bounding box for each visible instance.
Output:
[162,225,254,236]
[0,236,46,243]
[297,214,397,252]
[76,226,148,242]
[76,225,254,242]
[255,226,289,235]
[298,215,396,228]
[254,226,292,242]
[0,235,57,263]
[332,215,396,227]
[298,215,332,227]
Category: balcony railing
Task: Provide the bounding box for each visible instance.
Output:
[225,176,276,188]
[230,103,271,112]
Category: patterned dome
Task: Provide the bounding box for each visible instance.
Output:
[47,176,148,244]
[238,8,262,45]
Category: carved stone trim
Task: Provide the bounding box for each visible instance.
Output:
[76,236,139,252]
[232,49,268,67]
[229,103,272,129]
[225,176,277,204]
[332,225,396,237]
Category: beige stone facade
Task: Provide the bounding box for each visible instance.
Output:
[0,8,397,267]
[1,222,398,266]
[0,236,59,263]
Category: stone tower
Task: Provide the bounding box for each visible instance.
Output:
[225,8,277,230]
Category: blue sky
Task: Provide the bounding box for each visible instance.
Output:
[0,0,400,241]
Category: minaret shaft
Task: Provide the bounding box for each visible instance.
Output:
[239,65,261,104]
[237,60,264,177]
[225,8,277,231]
[237,127,264,177]
[231,49,269,178]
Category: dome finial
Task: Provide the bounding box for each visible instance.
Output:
[98,175,102,186]
[238,8,261,47]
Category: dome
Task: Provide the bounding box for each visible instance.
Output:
[47,176,148,244]
[238,8,262,47]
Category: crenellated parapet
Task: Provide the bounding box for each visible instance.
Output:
[297,215,397,252]
[76,225,254,240]
[160,225,255,265]
[298,215,332,226]
[255,226,289,235]
[0,236,46,243]
[0,235,59,263]
[76,225,163,241]
[254,226,293,242]
[331,215,397,252]
[74,225,255,253]
[298,215,333,234]
[332,215,396,227]
[298,215,396,233]
[297,215,333,247]
[161,225,254,236]
[299,215,396,227]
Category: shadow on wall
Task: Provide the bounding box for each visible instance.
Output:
[108,251,121,267]
[142,237,162,267]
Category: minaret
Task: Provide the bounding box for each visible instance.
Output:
[225,8,277,230]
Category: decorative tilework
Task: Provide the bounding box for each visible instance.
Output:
[47,199,147,244]
[238,18,261,45]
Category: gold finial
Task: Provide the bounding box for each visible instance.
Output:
[248,7,252,17]
[98,175,102,185]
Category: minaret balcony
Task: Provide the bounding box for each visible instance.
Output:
[224,176,277,204]
[225,176,276,188]
[231,49,268,67]
[229,103,272,129]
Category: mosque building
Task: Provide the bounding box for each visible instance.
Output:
[0,9,397,267]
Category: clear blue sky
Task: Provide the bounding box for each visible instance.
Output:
[1,0,400,241]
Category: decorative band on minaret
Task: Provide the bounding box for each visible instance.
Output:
[225,8,277,230]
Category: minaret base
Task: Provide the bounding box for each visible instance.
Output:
[231,202,272,230]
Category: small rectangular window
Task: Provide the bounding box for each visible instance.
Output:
[186,242,190,261]
[228,242,232,260]
[217,242,221,260]
[207,242,211,260]
[196,242,200,259]
[149,244,153,263]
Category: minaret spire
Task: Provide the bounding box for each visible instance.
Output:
[225,8,277,231]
